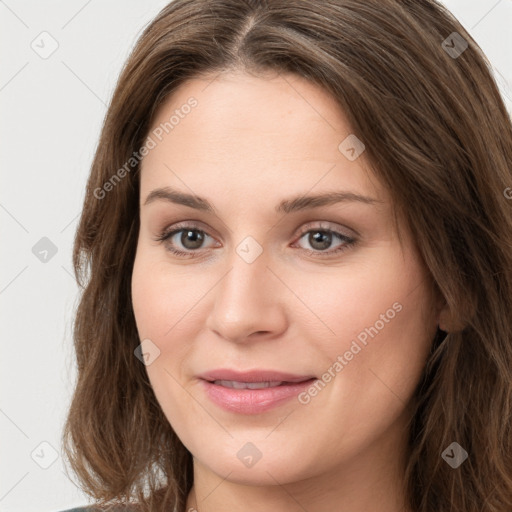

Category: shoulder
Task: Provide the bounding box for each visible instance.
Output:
[57,509,102,512]
[57,507,140,512]
[57,509,97,512]
[57,509,96,512]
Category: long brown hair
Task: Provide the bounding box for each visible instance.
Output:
[62,1,512,511]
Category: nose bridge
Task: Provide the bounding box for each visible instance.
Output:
[219,240,271,316]
[206,238,284,341]
[221,229,271,298]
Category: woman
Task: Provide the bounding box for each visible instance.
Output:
[61,0,512,511]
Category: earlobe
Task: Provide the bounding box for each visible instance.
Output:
[437,301,465,333]
[438,304,451,332]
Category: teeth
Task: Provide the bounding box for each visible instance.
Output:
[213,380,283,389]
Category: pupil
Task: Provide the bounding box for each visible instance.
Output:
[182,230,204,249]
[310,231,331,250]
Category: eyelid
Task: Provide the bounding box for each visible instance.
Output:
[294,220,356,239]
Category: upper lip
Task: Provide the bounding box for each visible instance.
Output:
[199,369,316,383]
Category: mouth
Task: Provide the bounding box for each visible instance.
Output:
[209,380,306,389]
[199,368,317,384]
[198,369,317,414]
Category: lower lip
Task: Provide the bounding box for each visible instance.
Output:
[200,378,317,414]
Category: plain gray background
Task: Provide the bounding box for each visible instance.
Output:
[1,1,511,511]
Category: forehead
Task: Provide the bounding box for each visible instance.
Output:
[140,70,385,205]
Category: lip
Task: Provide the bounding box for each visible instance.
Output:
[198,369,316,383]
[198,369,317,414]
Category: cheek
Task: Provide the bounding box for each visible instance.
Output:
[300,251,436,434]
[286,250,434,357]
[292,247,436,404]
[131,251,198,432]
[131,245,208,385]
[131,246,198,341]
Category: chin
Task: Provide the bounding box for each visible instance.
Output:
[185,433,324,486]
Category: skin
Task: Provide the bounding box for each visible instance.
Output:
[131,70,450,512]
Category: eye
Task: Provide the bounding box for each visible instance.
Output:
[292,222,356,258]
[154,221,357,258]
[154,222,218,258]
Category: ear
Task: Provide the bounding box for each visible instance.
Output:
[436,297,465,332]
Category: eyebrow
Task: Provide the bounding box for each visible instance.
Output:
[143,186,381,214]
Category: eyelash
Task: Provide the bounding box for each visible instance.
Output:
[153,221,357,259]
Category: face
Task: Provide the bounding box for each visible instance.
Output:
[131,70,441,487]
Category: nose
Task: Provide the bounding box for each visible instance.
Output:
[205,251,288,344]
